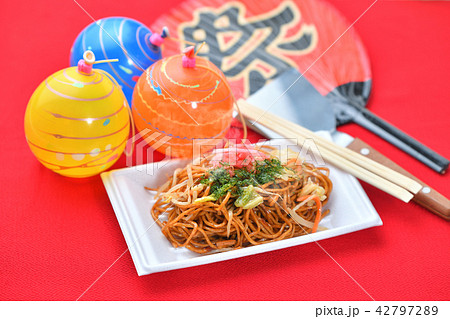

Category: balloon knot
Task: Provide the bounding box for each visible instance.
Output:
[182,46,196,68]
[77,59,93,74]
[150,33,164,47]
[78,50,95,74]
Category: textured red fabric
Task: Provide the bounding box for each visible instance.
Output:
[1,0,449,301]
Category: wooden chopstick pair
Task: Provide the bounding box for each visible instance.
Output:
[237,99,423,203]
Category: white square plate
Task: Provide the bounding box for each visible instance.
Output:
[101,136,382,276]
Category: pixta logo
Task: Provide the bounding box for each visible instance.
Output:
[125,130,325,175]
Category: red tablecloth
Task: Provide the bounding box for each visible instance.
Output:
[1,0,449,301]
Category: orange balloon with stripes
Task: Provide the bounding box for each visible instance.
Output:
[131,53,234,158]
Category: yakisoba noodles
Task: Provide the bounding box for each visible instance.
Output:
[150,145,332,254]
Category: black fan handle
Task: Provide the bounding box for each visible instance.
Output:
[352,107,449,174]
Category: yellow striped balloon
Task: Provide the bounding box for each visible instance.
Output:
[24,64,130,178]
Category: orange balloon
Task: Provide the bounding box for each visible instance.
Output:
[132,54,234,158]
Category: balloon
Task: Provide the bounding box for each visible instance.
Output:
[25,51,130,178]
[132,47,234,158]
[70,17,166,105]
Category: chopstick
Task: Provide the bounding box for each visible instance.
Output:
[237,99,423,203]
[241,101,422,193]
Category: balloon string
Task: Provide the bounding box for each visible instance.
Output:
[94,58,119,64]
[167,36,196,46]
[195,64,248,142]
[194,42,205,57]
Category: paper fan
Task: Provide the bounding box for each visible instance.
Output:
[152,0,370,107]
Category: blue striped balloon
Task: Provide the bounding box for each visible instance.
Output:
[70,17,164,105]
